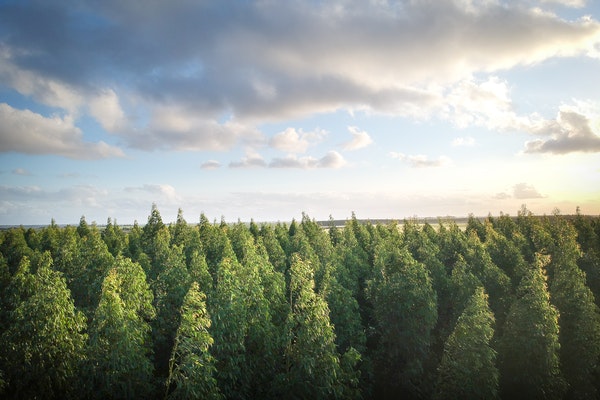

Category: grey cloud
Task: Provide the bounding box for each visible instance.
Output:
[201,160,221,170]
[1,0,598,154]
[0,103,124,159]
[524,109,600,154]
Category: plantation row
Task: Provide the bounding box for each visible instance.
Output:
[1,206,600,399]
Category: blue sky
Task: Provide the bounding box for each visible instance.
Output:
[1,0,599,225]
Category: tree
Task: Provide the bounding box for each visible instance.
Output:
[277,254,341,399]
[259,224,287,274]
[1,252,87,399]
[0,227,33,274]
[368,240,438,398]
[165,282,221,400]
[152,245,192,380]
[498,254,566,399]
[435,287,499,400]
[102,217,126,257]
[208,257,250,399]
[84,260,155,399]
[546,216,600,399]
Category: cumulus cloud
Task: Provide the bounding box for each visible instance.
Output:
[125,106,264,152]
[494,183,545,199]
[514,183,545,199]
[269,151,346,169]
[390,152,452,168]
[524,103,600,154]
[229,154,268,169]
[0,0,599,154]
[343,126,373,151]
[88,89,127,133]
[0,103,125,159]
[201,160,221,170]
[269,127,327,154]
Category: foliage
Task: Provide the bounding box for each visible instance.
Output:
[165,282,221,400]
[435,287,499,399]
[1,252,87,399]
[1,208,600,399]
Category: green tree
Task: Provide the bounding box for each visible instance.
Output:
[152,245,192,380]
[259,224,287,274]
[435,287,499,400]
[278,254,341,399]
[102,217,126,257]
[463,232,513,332]
[84,259,155,399]
[485,221,529,290]
[1,252,87,399]
[0,227,32,274]
[72,225,114,317]
[546,216,600,399]
[368,240,438,398]
[165,282,221,400]
[208,257,250,399]
[498,254,566,399]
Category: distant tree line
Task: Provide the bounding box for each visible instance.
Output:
[1,205,600,399]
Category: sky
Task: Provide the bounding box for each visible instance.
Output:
[1,0,600,225]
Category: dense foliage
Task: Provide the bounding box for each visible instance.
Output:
[1,205,600,399]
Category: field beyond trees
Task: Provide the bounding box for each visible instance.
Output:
[1,206,600,399]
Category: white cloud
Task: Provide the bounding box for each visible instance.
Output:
[318,150,347,169]
[0,103,125,159]
[343,126,373,151]
[269,151,346,169]
[513,183,545,199]
[390,152,452,168]
[443,76,525,130]
[524,102,600,154]
[0,47,84,114]
[88,89,127,133]
[229,154,268,169]
[269,127,327,153]
[452,136,476,147]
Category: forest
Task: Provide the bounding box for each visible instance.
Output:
[1,205,600,399]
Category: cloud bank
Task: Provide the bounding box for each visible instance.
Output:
[0,0,599,158]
